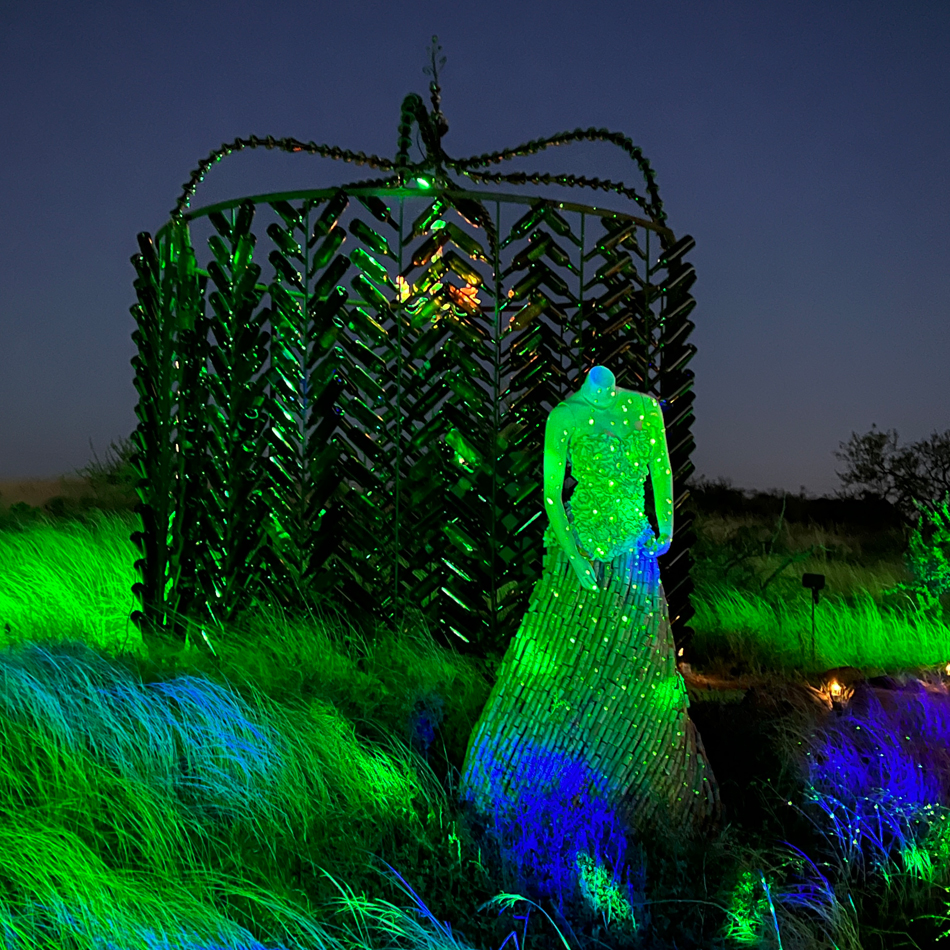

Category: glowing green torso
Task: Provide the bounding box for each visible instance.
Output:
[568,428,654,561]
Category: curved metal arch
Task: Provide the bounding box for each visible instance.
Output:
[170,96,666,226]
[160,185,674,244]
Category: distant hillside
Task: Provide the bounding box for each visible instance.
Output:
[0,477,91,510]
[0,475,136,520]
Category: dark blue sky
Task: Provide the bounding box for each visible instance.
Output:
[1,0,947,494]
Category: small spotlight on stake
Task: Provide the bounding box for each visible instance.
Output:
[802,573,825,665]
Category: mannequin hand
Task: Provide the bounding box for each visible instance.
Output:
[645,532,672,556]
[569,555,599,592]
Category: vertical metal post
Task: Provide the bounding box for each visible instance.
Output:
[395,198,405,627]
[302,205,311,442]
[491,199,502,638]
[645,226,652,393]
[811,597,817,665]
[578,211,585,374]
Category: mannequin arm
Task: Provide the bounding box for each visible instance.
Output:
[543,405,580,558]
[646,396,674,555]
[543,406,597,589]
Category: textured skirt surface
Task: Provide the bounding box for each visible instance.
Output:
[459,532,720,837]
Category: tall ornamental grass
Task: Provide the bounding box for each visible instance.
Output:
[0,638,369,949]
[0,515,496,950]
[2,510,944,677]
[0,510,141,654]
[7,507,950,947]
[692,581,950,672]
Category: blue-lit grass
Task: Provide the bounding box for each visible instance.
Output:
[0,628,485,949]
[725,675,950,948]
[0,655,341,949]
[0,514,497,950]
[800,679,950,880]
[324,863,489,950]
[721,847,862,950]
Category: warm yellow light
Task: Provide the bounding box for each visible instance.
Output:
[809,677,854,708]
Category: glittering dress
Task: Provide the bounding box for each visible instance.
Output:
[459,423,720,837]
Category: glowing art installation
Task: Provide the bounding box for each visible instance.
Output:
[460,366,719,836]
[128,65,699,661]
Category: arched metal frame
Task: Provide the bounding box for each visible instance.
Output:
[128,96,698,657]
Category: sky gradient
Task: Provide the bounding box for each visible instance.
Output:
[1,0,947,494]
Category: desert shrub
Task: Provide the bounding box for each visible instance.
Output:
[73,437,138,510]
[898,496,950,615]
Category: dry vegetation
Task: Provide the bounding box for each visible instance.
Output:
[0,477,92,510]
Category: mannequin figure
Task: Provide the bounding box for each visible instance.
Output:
[459,365,719,843]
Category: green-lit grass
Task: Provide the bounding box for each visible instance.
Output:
[0,510,142,654]
[687,506,949,674]
[4,507,950,948]
[1,509,942,678]
[692,579,950,672]
[0,640,349,949]
[0,513,501,950]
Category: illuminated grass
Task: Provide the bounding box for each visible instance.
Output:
[0,642,341,949]
[0,516,496,950]
[692,580,950,672]
[0,630,466,949]
[3,509,943,680]
[5,510,950,945]
[0,511,141,654]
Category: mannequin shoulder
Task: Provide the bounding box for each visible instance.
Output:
[547,400,577,422]
[614,388,658,410]
[615,389,663,426]
[545,401,577,441]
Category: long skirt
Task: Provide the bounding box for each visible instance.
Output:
[459,530,720,840]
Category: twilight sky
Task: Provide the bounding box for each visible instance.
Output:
[1,0,947,494]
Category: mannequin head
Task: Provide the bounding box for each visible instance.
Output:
[578,365,617,406]
[587,366,615,389]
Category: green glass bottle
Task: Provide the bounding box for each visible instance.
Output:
[503,204,547,247]
[311,190,349,242]
[444,222,489,263]
[350,247,393,288]
[357,194,396,227]
[351,273,392,313]
[349,218,397,260]
[267,223,303,262]
[411,198,448,239]
[411,230,450,268]
[310,229,346,273]
[443,251,483,287]
[313,255,350,301]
